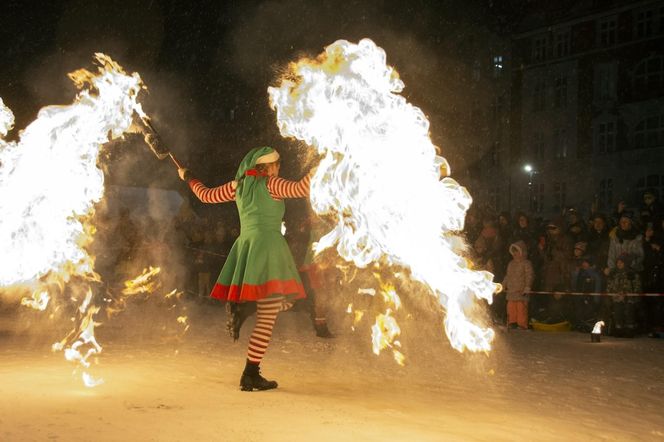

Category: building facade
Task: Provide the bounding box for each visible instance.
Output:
[508,0,664,218]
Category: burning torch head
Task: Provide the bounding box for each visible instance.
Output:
[132,112,169,160]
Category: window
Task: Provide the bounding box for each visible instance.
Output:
[598,178,613,211]
[554,30,570,57]
[634,56,664,90]
[598,17,617,46]
[533,36,547,62]
[595,63,617,100]
[530,182,544,214]
[636,9,654,38]
[554,75,568,108]
[534,79,546,111]
[493,55,504,78]
[634,115,664,149]
[534,132,546,161]
[596,120,616,154]
[553,182,567,212]
[553,128,568,158]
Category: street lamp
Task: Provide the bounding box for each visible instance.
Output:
[523,164,536,211]
[523,164,533,184]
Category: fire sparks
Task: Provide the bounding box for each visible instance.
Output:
[269,39,498,356]
[371,310,404,366]
[20,291,51,311]
[122,266,162,295]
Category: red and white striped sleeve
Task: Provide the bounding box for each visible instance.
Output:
[188,179,236,204]
[266,174,311,199]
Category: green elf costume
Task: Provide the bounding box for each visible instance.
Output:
[180,146,311,391]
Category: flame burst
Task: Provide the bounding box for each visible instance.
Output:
[0,54,146,386]
[269,39,498,354]
[0,54,144,287]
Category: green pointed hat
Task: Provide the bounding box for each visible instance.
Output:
[234,146,279,180]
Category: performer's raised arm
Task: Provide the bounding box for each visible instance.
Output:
[177,168,237,204]
[188,178,237,204]
[266,173,311,199]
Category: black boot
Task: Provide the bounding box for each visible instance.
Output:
[314,320,334,338]
[226,302,256,341]
[240,360,278,391]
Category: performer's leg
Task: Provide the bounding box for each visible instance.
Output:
[240,296,283,391]
[247,296,283,364]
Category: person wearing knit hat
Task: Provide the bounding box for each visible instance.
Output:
[606,210,643,275]
[178,146,313,391]
[574,241,587,254]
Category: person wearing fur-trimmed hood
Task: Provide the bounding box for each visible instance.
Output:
[502,240,534,330]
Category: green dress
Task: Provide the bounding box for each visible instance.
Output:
[210,147,306,303]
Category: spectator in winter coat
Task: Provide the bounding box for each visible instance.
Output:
[611,200,628,229]
[640,189,663,229]
[607,212,644,273]
[538,217,574,323]
[570,253,603,331]
[498,211,512,245]
[464,208,482,245]
[566,209,588,244]
[512,212,538,260]
[607,253,642,337]
[512,212,541,287]
[587,213,611,276]
[643,224,664,333]
[479,218,507,282]
[502,241,534,330]
[539,217,573,292]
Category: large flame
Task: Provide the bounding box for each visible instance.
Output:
[0,53,144,288]
[269,39,498,353]
[1,54,146,386]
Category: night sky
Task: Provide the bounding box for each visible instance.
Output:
[0,0,529,189]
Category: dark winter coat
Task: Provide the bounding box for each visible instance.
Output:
[570,266,602,293]
[539,231,573,292]
[587,226,611,271]
[607,269,642,295]
[643,236,664,292]
[608,227,644,271]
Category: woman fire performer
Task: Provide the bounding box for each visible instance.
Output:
[177,146,311,391]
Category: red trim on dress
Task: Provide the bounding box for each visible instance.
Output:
[210,278,306,302]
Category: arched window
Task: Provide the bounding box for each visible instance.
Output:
[634,115,664,149]
[634,56,664,90]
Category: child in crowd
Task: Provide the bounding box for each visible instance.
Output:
[502,241,534,330]
[570,252,603,331]
[606,253,642,337]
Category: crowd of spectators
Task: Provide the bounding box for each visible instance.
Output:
[465,189,664,337]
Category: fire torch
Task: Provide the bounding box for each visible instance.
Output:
[131,113,183,169]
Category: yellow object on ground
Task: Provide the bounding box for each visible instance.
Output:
[530,320,572,332]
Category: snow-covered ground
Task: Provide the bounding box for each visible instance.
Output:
[1,301,663,441]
